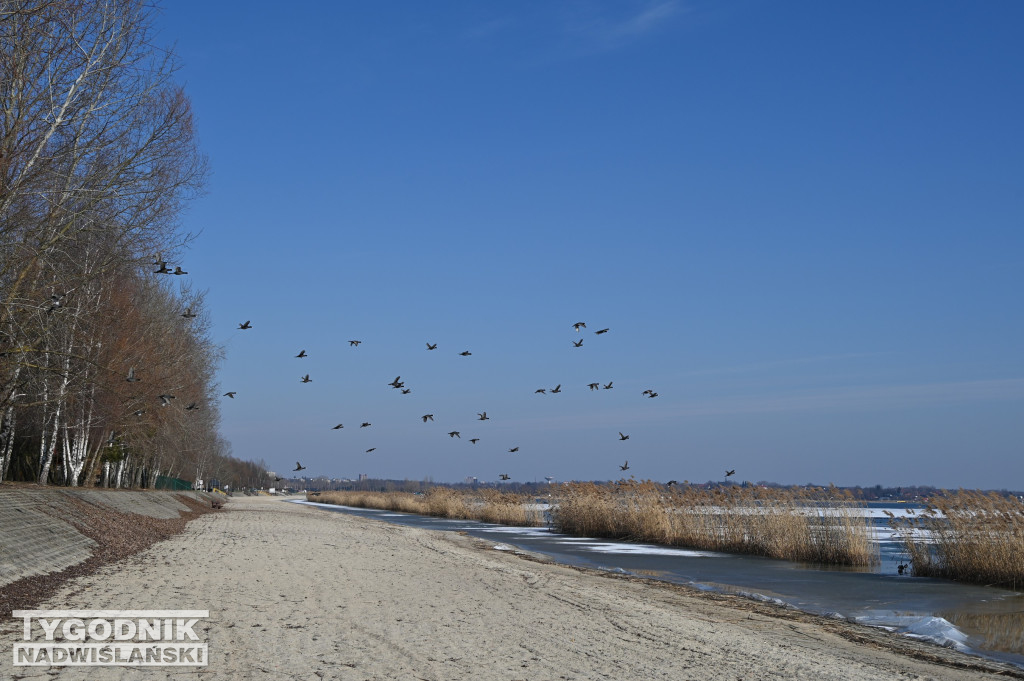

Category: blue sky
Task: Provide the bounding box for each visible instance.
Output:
[156,1,1023,489]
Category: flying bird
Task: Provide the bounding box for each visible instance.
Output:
[508,447,519,453]
[422,414,434,422]
[725,469,736,477]
[223,392,236,398]
[647,392,659,398]
[401,388,411,394]
[238,320,252,329]
[469,438,480,444]
[185,402,199,411]
[158,394,175,406]
[182,308,197,319]
[642,389,654,396]
[332,424,344,429]
[349,340,361,347]
[572,339,583,348]
[595,328,609,334]
[573,322,586,331]
[459,350,472,356]
[426,342,437,350]
[535,388,546,394]
[172,266,188,275]
[499,474,510,480]
[388,376,402,388]
[588,383,599,391]
[365,448,376,453]
[300,374,312,383]
[667,480,678,487]
[126,367,140,383]
[477,412,489,421]
[448,431,460,438]
[618,432,629,441]
[550,384,562,393]
[603,382,613,390]
[154,262,171,274]
[293,462,306,471]
[360,422,371,428]
[295,350,307,358]
[620,460,630,471]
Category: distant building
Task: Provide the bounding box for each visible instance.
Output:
[465,476,478,485]
[357,473,368,481]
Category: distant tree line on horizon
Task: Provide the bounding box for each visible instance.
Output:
[292,476,1023,500]
[0,0,266,491]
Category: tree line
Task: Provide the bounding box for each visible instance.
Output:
[0,0,267,491]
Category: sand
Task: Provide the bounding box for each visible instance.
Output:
[2,495,1019,681]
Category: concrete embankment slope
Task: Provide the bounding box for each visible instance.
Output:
[0,485,216,588]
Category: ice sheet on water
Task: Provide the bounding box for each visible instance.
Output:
[854,612,969,652]
[574,541,725,557]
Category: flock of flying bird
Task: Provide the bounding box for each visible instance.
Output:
[132,258,738,483]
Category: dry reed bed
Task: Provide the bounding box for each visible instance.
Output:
[309,481,879,566]
[309,488,543,527]
[551,481,878,566]
[887,490,1024,588]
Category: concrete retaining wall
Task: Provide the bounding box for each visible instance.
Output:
[0,487,217,588]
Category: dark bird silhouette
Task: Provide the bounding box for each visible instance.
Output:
[572,339,583,348]
[550,384,562,393]
[300,374,312,383]
[365,448,376,453]
[499,474,510,480]
[332,424,344,429]
[182,308,197,319]
[573,322,586,331]
[426,342,437,350]
[360,422,371,428]
[154,262,171,274]
[293,462,306,471]
[603,382,613,390]
[725,469,736,477]
[619,432,629,441]
[401,388,411,394]
[172,266,188,275]
[185,402,199,411]
[448,431,460,438]
[388,376,403,388]
[647,392,659,398]
[126,367,140,382]
[477,412,489,421]
[667,480,678,487]
[620,460,630,471]
[274,476,284,482]
[469,438,480,444]
[422,414,434,422]
[158,394,175,406]
[349,340,361,347]
[595,328,609,334]
[588,383,599,391]
[238,320,252,329]
[535,388,546,394]
[295,350,307,358]
[223,392,236,398]
[642,389,654,396]
[459,350,472,356]
[508,446,519,453]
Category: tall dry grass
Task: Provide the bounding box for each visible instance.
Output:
[887,490,1024,588]
[550,481,878,566]
[309,488,542,526]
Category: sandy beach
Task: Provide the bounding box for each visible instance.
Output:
[2,495,1019,681]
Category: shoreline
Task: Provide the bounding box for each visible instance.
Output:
[3,495,1020,680]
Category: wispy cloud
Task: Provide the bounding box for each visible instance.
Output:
[565,1,684,52]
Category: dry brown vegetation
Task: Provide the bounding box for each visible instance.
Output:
[309,488,543,527]
[887,490,1024,588]
[551,481,878,566]
[310,481,880,566]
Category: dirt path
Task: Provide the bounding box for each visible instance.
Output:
[2,496,1018,680]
